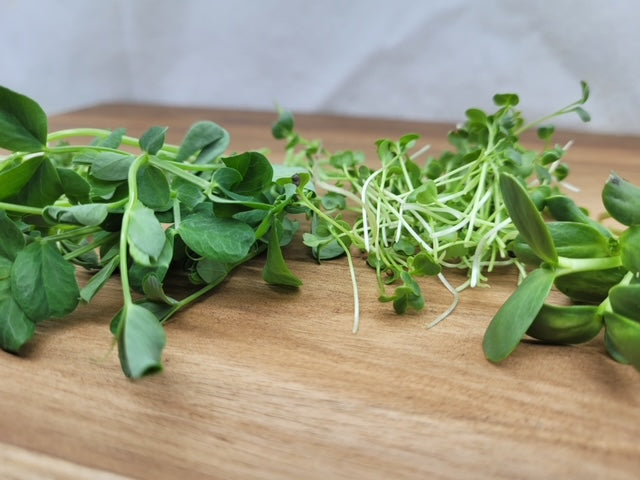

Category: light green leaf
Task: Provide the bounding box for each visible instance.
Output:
[127,201,166,266]
[116,303,166,378]
[176,121,229,164]
[90,152,134,181]
[43,203,109,226]
[0,156,45,200]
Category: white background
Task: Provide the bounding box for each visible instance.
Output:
[2,0,640,134]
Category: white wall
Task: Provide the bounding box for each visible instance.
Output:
[2,0,639,134]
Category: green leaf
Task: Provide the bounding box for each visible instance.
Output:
[553,266,627,304]
[222,152,273,196]
[527,304,602,344]
[545,195,612,238]
[43,203,109,226]
[126,201,167,266]
[0,85,48,152]
[172,176,205,211]
[90,152,134,181]
[57,167,91,204]
[0,156,45,200]
[136,164,171,210]
[609,284,640,322]
[196,259,230,285]
[272,109,295,139]
[10,156,64,207]
[178,210,255,263]
[262,224,302,287]
[493,93,519,107]
[602,173,640,226]
[176,121,229,164]
[604,311,640,371]
[499,173,558,265]
[409,252,441,276]
[619,225,640,274]
[483,267,556,362]
[0,210,25,260]
[139,126,167,155]
[128,231,174,293]
[116,303,166,378]
[79,254,120,303]
[0,293,35,353]
[11,241,80,322]
[141,274,178,305]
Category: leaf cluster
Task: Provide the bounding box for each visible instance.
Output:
[272,83,590,329]
[483,172,640,371]
[0,85,303,378]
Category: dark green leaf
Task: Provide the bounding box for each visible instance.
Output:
[116,303,166,378]
[0,156,45,200]
[0,85,47,152]
[262,224,302,287]
[0,292,35,353]
[172,176,205,211]
[609,284,640,322]
[176,121,229,164]
[272,109,294,139]
[11,241,80,322]
[619,225,640,274]
[137,164,171,210]
[79,254,120,303]
[139,126,167,155]
[572,106,591,123]
[527,304,602,344]
[179,210,255,263]
[57,167,91,204]
[554,267,627,304]
[126,201,166,266]
[10,156,63,207]
[537,125,555,142]
[604,311,640,371]
[222,152,273,196]
[602,173,640,226]
[483,267,556,362]
[0,210,25,260]
[546,195,612,237]
[499,173,558,265]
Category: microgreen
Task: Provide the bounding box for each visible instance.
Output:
[0,85,303,378]
[483,171,640,371]
[273,83,590,330]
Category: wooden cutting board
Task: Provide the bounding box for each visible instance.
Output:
[1,104,639,480]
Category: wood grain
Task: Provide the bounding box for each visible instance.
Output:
[1,105,639,479]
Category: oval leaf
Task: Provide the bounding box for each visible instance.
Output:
[11,241,80,322]
[116,303,167,378]
[178,211,255,263]
[176,121,229,164]
[499,173,557,265]
[127,201,166,266]
[483,268,556,362]
[139,126,167,155]
[0,85,48,152]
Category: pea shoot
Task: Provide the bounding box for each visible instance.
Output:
[0,85,303,378]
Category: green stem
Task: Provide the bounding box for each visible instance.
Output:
[556,255,622,275]
[42,225,102,243]
[0,202,43,216]
[119,154,149,306]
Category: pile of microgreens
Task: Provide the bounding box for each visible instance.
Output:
[4,81,637,379]
[272,82,590,332]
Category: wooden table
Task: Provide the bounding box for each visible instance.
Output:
[1,104,639,479]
